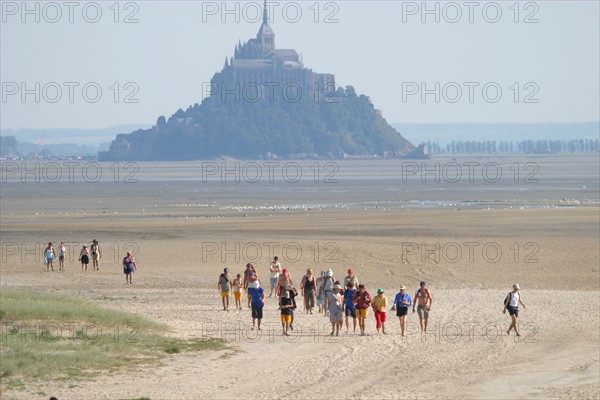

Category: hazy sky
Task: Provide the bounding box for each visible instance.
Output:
[1,0,599,129]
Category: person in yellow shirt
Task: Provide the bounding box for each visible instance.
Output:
[372,288,388,335]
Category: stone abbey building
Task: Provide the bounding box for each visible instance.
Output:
[209,0,336,100]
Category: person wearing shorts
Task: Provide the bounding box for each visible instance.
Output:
[58,242,66,271]
[277,268,293,303]
[269,256,281,297]
[372,288,388,335]
[412,281,432,333]
[343,282,357,333]
[353,284,371,336]
[248,280,265,330]
[232,274,244,310]
[392,285,412,336]
[503,283,527,337]
[218,268,232,311]
[43,242,56,271]
[79,244,90,272]
[280,290,294,336]
[122,250,137,284]
[90,239,101,271]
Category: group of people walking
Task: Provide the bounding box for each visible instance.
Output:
[43,240,102,272]
[218,257,526,337]
[43,240,138,284]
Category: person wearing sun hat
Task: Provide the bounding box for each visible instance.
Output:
[319,268,335,316]
[372,288,388,335]
[328,284,344,336]
[503,283,527,337]
[392,285,412,336]
[248,280,265,330]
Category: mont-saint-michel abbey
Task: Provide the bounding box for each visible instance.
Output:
[100,1,413,160]
[210,2,336,101]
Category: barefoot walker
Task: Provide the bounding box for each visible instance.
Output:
[503,283,527,336]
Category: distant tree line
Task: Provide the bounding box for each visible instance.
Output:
[425,139,600,154]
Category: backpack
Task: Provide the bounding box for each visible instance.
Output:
[504,292,512,307]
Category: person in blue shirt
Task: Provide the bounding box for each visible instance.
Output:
[343,281,358,333]
[392,285,412,336]
[248,280,266,330]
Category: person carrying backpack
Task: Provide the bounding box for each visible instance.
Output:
[503,283,527,336]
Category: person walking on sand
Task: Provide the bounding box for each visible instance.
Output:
[79,244,90,272]
[248,280,265,330]
[43,242,56,271]
[316,271,325,314]
[218,268,232,311]
[277,268,293,303]
[122,250,137,284]
[232,273,244,310]
[412,281,432,332]
[269,256,281,298]
[58,242,66,271]
[328,284,344,336]
[343,281,358,333]
[286,285,299,330]
[392,285,412,336]
[280,290,294,336]
[344,268,359,290]
[246,270,259,308]
[319,269,335,316]
[90,239,102,271]
[243,263,253,292]
[504,283,527,337]
[372,288,388,335]
[301,268,317,314]
[353,284,371,336]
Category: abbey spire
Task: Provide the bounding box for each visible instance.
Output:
[257,0,275,53]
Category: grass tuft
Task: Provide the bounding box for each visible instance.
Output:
[0,289,225,387]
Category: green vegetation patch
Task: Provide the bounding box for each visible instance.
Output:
[0,290,224,386]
